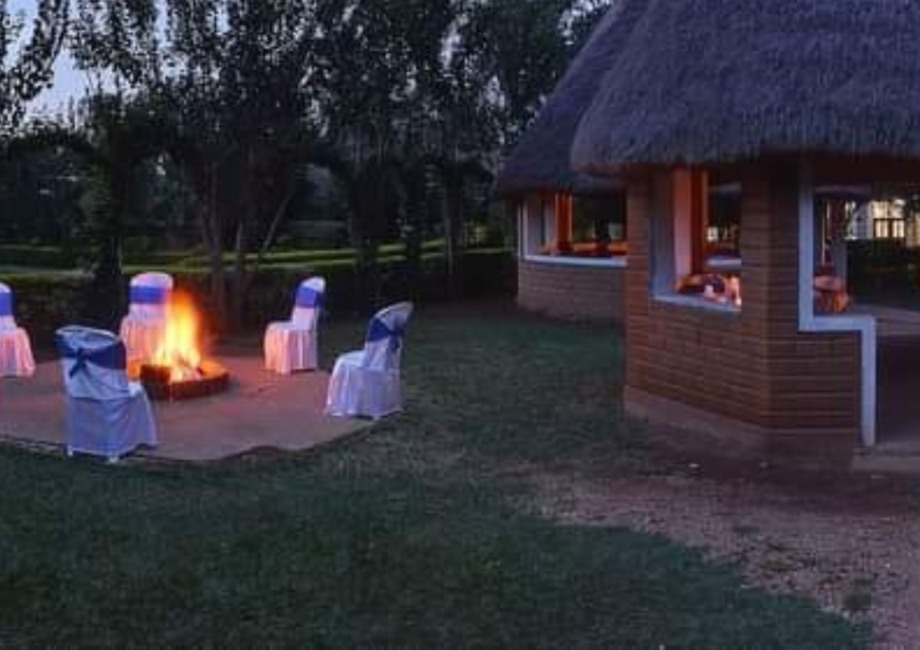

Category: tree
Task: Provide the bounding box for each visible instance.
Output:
[12,95,167,328]
[314,0,496,302]
[460,0,578,145]
[52,0,612,321]
[310,0,441,304]
[0,0,69,140]
[72,0,322,330]
[165,0,323,329]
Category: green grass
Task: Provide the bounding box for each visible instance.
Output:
[0,239,452,273]
[1,240,511,280]
[0,266,87,278]
[0,304,869,647]
[122,245,511,276]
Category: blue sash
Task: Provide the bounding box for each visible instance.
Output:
[130,286,170,306]
[0,293,12,317]
[56,336,127,378]
[295,286,324,310]
[367,317,406,353]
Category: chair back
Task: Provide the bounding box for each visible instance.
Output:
[55,326,131,401]
[291,277,326,328]
[361,302,413,371]
[0,282,16,330]
[128,273,173,321]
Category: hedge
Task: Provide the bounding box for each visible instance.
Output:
[848,240,920,294]
[3,249,516,349]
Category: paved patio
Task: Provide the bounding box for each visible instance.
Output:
[0,346,369,462]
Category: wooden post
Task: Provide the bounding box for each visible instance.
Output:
[690,169,709,273]
[555,194,574,253]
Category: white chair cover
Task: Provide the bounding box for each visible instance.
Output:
[264,277,326,375]
[0,282,36,378]
[119,272,173,363]
[56,326,158,461]
[325,302,413,420]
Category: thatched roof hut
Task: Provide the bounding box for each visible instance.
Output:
[493,0,645,199]
[572,0,920,172]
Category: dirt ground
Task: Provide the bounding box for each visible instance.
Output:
[528,427,920,649]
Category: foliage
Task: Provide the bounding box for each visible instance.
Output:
[460,0,603,144]
[3,0,613,324]
[11,94,169,328]
[0,144,84,246]
[69,0,327,329]
[0,0,69,138]
[848,239,920,299]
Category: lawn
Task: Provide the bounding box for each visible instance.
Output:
[0,303,869,647]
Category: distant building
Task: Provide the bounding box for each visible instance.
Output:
[848,200,920,247]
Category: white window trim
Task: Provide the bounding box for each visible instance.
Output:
[523,254,628,269]
[705,256,743,271]
[654,293,741,314]
[798,163,877,447]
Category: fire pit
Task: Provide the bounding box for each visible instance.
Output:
[140,360,230,401]
[136,292,231,401]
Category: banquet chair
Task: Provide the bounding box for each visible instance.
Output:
[325,302,413,420]
[264,277,326,375]
[119,272,173,363]
[56,326,158,462]
[0,282,36,378]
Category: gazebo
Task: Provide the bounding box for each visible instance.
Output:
[569,0,920,451]
[493,1,644,322]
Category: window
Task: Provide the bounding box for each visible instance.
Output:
[848,200,908,242]
[813,197,853,315]
[872,201,907,240]
[652,169,742,312]
[706,184,741,270]
[520,192,627,264]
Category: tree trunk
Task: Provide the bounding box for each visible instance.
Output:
[248,178,296,284]
[356,230,380,311]
[443,172,466,298]
[402,164,428,298]
[346,169,379,312]
[201,164,228,332]
[230,217,247,332]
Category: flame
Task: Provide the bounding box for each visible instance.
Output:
[153,292,203,382]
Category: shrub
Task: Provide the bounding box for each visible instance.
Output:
[2,272,91,347]
[0,245,77,269]
[848,240,919,295]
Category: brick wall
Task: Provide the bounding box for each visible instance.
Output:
[625,166,861,444]
[517,260,626,322]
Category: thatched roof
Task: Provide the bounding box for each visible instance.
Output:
[493,0,645,199]
[572,0,920,171]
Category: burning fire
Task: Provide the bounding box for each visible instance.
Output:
[153,292,203,382]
